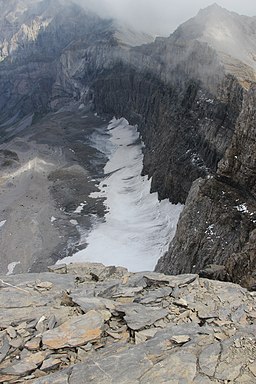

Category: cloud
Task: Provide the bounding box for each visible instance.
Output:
[75,0,256,36]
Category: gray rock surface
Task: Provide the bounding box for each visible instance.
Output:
[156,84,256,289]
[0,0,255,298]
[0,262,255,383]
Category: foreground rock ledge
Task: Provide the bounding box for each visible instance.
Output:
[0,263,255,383]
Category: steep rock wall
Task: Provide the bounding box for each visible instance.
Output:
[0,0,101,126]
[91,64,243,203]
[156,85,256,289]
[1,1,254,286]
[0,1,245,204]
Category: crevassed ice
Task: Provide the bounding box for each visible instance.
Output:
[59,118,183,272]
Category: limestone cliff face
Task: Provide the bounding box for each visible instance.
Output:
[0,1,255,286]
[0,1,247,203]
[0,0,100,125]
[156,85,256,289]
[92,65,243,202]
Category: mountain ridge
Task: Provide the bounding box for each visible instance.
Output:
[0,0,255,288]
[172,3,256,85]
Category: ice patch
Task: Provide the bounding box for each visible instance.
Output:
[205,224,215,242]
[0,220,6,228]
[59,118,183,272]
[206,224,215,236]
[74,202,87,214]
[6,261,21,276]
[235,204,249,213]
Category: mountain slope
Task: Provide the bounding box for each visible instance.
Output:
[153,6,256,288]
[174,4,256,81]
[88,5,256,287]
[0,0,157,274]
[0,1,255,286]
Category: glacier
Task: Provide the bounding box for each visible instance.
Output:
[59,118,183,271]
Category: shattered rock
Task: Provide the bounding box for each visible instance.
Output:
[116,303,168,331]
[6,326,16,339]
[25,336,41,351]
[42,311,104,349]
[0,262,255,383]
[48,264,67,274]
[1,351,48,377]
[41,357,62,372]
[0,335,10,364]
[171,335,191,344]
[35,281,53,291]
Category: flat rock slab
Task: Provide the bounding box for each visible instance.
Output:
[0,272,76,291]
[0,289,50,309]
[140,351,197,383]
[2,351,48,376]
[70,293,116,313]
[69,344,153,384]
[116,303,168,330]
[29,371,70,383]
[69,325,200,384]
[143,272,198,287]
[0,305,72,329]
[139,287,172,304]
[42,310,104,349]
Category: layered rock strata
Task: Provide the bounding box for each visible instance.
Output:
[0,262,256,383]
[156,85,256,289]
[0,1,255,285]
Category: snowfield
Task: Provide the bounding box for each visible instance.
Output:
[59,118,183,271]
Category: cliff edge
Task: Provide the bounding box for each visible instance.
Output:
[156,84,256,290]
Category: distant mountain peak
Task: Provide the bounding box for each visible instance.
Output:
[172,3,256,80]
[201,2,224,10]
[197,2,232,19]
[201,2,223,11]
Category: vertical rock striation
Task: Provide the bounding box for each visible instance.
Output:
[156,85,256,289]
[0,1,255,285]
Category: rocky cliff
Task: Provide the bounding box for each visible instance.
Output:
[155,84,256,290]
[0,262,256,383]
[0,1,255,286]
[0,1,250,203]
[90,5,256,287]
[0,0,123,126]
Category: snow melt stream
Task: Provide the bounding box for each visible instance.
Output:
[60,118,183,271]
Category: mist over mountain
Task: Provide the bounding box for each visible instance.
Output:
[0,0,256,285]
[74,0,256,36]
[0,1,256,382]
[0,0,255,281]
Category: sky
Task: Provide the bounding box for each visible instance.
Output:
[76,0,256,36]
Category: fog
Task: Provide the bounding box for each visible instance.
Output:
[75,0,256,36]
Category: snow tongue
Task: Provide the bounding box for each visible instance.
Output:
[58,118,183,271]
